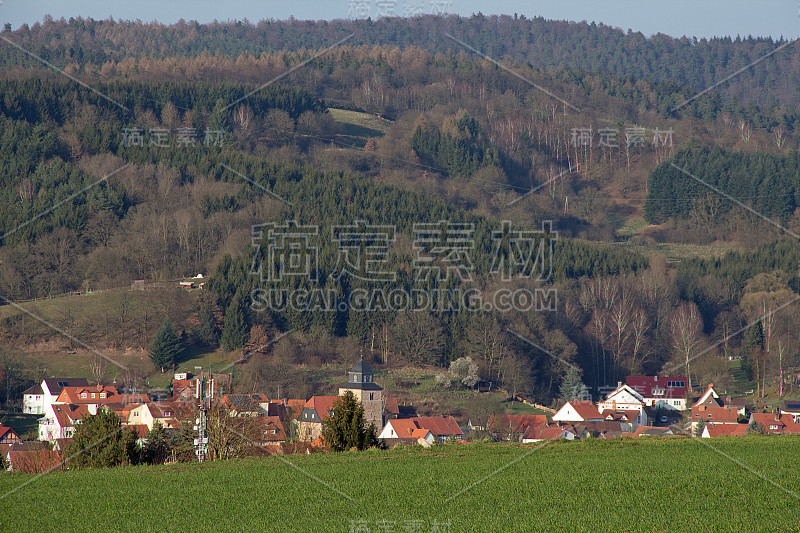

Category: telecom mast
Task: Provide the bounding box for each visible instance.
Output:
[193,374,215,462]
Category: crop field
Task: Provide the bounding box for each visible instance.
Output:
[2,437,799,532]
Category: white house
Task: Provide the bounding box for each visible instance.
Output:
[23,378,89,415]
[552,401,603,423]
[38,403,91,443]
[378,419,435,447]
[597,383,649,426]
[625,376,689,411]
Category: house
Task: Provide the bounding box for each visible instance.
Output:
[0,426,22,445]
[256,416,287,446]
[633,426,674,437]
[296,395,340,442]
[781,401,800,423]
[725,397,752,417]
[702,424,749,438]
[415,416,464,442]
[522,424,576,443]
[5,443,62,473]
[126,402,183,430]
[570,421,623,439]
[625,376,689,411]
[22,377,89,415]
[600,409,646,432]
[38,403,91,442]
[597,383,649,426]
[378,418,435,447]
[487,414,548,441]
[552,401,604,423]
[749,412,800,435]
[691,405,740,432]
[384,396,400,421]
[222,394,271,416]
[338,358,383,429]
[694,384,724,409]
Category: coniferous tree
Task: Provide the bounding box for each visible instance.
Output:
[142,421,170,465]
[67,409,140,469]
[558,366,590,405]
[150,320,183,372]
[321,391,378,451]
[221,295,249,351]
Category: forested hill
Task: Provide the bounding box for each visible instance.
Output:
[3,15,798,109]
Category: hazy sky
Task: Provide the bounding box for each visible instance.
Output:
[1,0,798,40]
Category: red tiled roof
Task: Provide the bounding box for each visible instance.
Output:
[7,449,62,473]
[750,413,800,434]
[55,386,120,404]
[306,396,340,421]
[488,414,548,434]
[705,424,749,437]
[384,396,400,415]
[386,419,431,439]
[601,410,641,423]
[691,405,739,424]
[626,376,688,399]
[416,416,463,437]
[128,424,150,438]
[559,401,603,421]
[0,426,21,442]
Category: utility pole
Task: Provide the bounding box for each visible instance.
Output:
[193,374,214,462]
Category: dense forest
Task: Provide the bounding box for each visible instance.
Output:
[1,15,799,407]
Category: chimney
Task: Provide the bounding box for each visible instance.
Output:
[617,381,622,389]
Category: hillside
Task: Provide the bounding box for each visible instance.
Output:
[2,438,799,531]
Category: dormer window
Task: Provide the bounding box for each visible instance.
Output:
[81,392,87,399]
[100,393,106,399]
[91,393,96,399]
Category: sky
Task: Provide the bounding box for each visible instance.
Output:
[1,0,798,40]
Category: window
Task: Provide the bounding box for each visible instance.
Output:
[91,393,96,399]
[770,425,779,430]
[81,392,87,399]
[100,393,106,399]
[353,375,358,382]
[370,393,374,400]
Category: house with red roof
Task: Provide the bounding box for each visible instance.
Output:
[596,383,649,426]
[23,378,89,415]
[0,426,22,445]
[749,412,800,435]
[487,414,548,441]
[625,376,689,411]
[378,418,435,447]
[415,416,464,443]
[297,395,340,442]
[522,424,577,443]
[701,424,749,438]
[600,409,646,432]
[552,401,604,423]
[38,403,92,443]
[691,405,740,433]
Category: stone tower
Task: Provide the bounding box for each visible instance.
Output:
[339,358,383,429]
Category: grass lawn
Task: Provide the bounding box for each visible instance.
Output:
[1,437,798,531]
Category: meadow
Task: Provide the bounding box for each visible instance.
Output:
[2,437,799,532]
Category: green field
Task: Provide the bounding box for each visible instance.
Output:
[2,437,799,531]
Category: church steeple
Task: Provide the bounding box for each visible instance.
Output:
[347,357,376,386]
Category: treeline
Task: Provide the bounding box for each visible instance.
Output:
[645,147,800,224]
[5,15,799,110]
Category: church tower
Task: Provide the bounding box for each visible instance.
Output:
[339,358,383,429]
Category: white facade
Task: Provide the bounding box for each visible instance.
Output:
[597,385,649,426]
[552,401,603,423]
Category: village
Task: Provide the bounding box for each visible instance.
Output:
[2,359,798,473]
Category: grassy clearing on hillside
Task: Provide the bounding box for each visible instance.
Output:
[2,438,798,532]
[329,108,391,138]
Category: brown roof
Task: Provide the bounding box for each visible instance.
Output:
[527,425,573,440]
[385,419,432,439]
[750,413,800,434]
[51,403,92,428]
[0,426,21,443]
[601,410,641,423]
